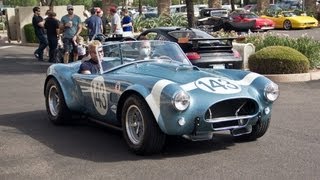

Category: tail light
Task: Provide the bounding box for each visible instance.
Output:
[185,52,201,60]
[233,49,241,58]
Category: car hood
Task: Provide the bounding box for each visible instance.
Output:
[122,61,264,86]
[255,18,274,24]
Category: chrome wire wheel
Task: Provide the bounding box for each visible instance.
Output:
[125,105,144,145]
[48,85,60,117]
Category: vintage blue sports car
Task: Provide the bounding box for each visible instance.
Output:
[44,40,279,155]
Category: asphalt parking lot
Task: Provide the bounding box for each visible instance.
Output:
[0,29,320,179]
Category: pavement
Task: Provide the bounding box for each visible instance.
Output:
[1,30,320,83]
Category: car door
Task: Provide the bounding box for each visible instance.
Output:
[72,73,111,121]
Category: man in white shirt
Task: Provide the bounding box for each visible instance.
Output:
[110,7,123,36]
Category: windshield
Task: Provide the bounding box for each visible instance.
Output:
[282,11,297,17]
[99,40,191,72]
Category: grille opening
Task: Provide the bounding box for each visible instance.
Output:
[205,98,258,119]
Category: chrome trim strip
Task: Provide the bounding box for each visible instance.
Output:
[204,113,258,123]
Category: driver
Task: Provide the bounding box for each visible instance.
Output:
[78,40,104,74]
[138,41,152,60]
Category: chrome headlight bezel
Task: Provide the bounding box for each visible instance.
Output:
[264,82,279,102]
[172,90,190,111]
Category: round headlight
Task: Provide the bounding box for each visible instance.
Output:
[172,91,190,111]
[264,82,279,102]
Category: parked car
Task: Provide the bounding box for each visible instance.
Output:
[197,16,256,33]
[198,8,256,33]
[44,40,280,155]
[199,8,229,18]
[136,27,243,69]
[229,11,275,31]
[261,11,318,30]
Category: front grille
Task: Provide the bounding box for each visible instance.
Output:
[204,98,259,130]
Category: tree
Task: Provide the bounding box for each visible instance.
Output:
[256,0,269,14]
[208,0,221,8]
[157,0,170,16]
[186,0,194,28]
[305,0,317,16]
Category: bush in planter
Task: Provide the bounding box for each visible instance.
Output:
[248,46,310,74]
[243,33,320,69]
[24,23,38,43]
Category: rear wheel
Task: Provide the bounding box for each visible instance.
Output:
[234,119,270,141]
[283,20,292,30]
[45,78,72,125]
[121,94,166,155]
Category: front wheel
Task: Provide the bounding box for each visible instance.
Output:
[45,78,72,125]
[283,20,292,30]
[121,94,166,155]
[234,119,270,141]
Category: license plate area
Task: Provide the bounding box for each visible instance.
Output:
[211,64,225,69]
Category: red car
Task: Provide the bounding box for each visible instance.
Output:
[230,11,275,31]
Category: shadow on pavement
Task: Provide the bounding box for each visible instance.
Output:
[0,45,51,75]
[0,110,236,161]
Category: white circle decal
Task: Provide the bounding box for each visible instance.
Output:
[195,77,241,94]
[91,76,108,115]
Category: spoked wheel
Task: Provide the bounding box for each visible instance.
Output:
[121,94,166,155]
[45,78,72,125]
[283,20,292,30]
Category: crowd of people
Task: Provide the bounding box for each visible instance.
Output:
[32,4,134,64]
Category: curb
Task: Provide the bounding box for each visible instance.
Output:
[264,70,320,83]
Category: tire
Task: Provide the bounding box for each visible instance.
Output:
[283,20,292,30]
[121,94,166,155]
[45,78,72,125]
[234,119,270,141]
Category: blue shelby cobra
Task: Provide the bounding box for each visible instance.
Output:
[44,40,279,155]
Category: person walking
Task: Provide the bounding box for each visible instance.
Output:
[60,5,82,63]
[44,11,60,63]
[110,6,123,36]
[84,7,103,41]
[121,9,133,38]
[32,6,48,61]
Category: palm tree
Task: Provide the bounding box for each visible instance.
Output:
[256,0,269,14]
[186,0,195,28]
[305,0,317,15]
[157,0,170,16]
[208,0,221,8]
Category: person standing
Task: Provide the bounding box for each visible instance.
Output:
[60,5,82,63]
[44,11,60,63]
[32,6,48,61]
[84,7,103,41]
[110,7,123,36]
[121,9,133,38]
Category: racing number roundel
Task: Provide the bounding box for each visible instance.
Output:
[195,77,241,94]
[91,76,108,115]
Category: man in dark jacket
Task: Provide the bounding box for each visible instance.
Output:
[44,11,60,63]
[32,6,48,61]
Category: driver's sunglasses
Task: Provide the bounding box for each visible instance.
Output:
[68,8,74,11]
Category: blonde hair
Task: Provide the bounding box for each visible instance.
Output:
[76,35,84,44]
[88,40,102,52]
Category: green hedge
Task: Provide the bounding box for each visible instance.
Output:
[243,33,320,69]
[24,23,38,43]
[249,46,310,74]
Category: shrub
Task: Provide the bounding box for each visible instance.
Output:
[133,14,187,33]
[24,23,38,43]
[243,32,320,69]
[249,46,310,74]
